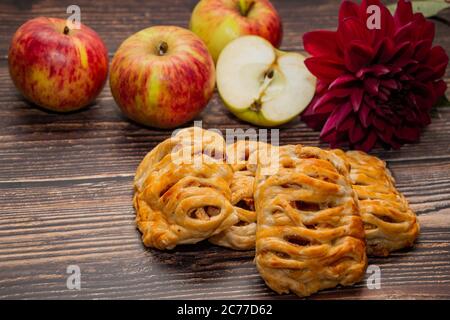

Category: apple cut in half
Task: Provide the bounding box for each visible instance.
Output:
[216,36,316,127]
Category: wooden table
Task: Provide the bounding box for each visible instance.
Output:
[0,0,449,300]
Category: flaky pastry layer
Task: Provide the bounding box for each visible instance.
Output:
[133,127,238,250]
[255,145,367,297]
[333,150,419,256]
[209,140,270,250]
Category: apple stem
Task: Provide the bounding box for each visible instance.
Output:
[63,26,70,35]
[239,0,255,16]
[158,41,169,56]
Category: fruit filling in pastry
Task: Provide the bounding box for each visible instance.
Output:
[254,145,367,297]
[133,127,238,250]
[333,150,420,257]
[209,140,271,250]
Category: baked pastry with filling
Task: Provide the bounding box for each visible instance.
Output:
[255,145,367,297]
[333,150,419,256]
[209,140,272,250]
[133,127,238,250]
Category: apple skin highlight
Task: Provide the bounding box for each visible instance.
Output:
[8,17,109,112]
[190,0,282,62]
[110,26,216,129]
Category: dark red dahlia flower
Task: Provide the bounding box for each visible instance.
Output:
[301,0,448,151]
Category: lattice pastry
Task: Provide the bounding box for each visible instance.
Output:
[255,145,367,297]
[209,140,271,250]
[333,150,419,257]
[133,127,238,250]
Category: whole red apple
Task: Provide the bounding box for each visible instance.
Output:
[190,0,283,62]
[110,26,215,129]
[8,17,108,112]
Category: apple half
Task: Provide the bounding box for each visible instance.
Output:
[216,36,316,127]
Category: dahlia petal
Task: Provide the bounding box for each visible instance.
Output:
[313,102,336,114]
[377,90,389,102]
[388,139,402,150]
[333,102,353,127]
[418,111,431,126]
[380,79,398,90]
[329,74,358,89]
[337,17,370,48]
[349,123,366,144]
[395,19,423,43]
[311,91,339,111]
[351,88,364,112]
[364,95,377,109]
[304,57,346,82]
[418,19,435,42]
[337,115,355,133]
[322,102,353,137]
[358,104,371,129]
[434,80,448,100]
[414,91,435,111]
[321,117,337,138]
[356,64,390,78]
[374,38,396,64]
[364,77,379,96]
[394,0,413,27]
[414,40,432,61]
[388,41,414,67]
[377,126,394,144]
[395,126,421,142]
[321,130,341,148]
[372,116,387,131]
[344,41,374,72]
[426,46,449,79]
[301,105,329,129]
[414,65,438,82]
[303,31,341,58]
[358,130,377,152]
[359,104,372,128]
[399,73,413,81]
[316,80,329,94]
[339,0,360,21]
[409,16,435,44]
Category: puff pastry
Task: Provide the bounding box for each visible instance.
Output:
[255,145,367,297]
[333,150,419,256]
[209,140,271,250]
[133,127,238,250]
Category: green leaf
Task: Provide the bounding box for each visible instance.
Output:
[387,0,450,18]
[435,95,450,108]
[430,95,449,117]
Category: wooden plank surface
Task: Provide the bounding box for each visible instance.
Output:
[0,0,449,299]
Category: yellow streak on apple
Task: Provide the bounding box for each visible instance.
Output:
[73,38,89,69]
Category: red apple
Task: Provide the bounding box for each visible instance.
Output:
[8,17,108,112]
[190,0,283,62]
[110,26,215,129]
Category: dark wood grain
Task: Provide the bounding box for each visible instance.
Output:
[0,0,449,300]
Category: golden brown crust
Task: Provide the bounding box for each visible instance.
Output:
[255,145,367,297]
[133,127,238,250]
[209,140,269,250]
[333,149,420,256]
